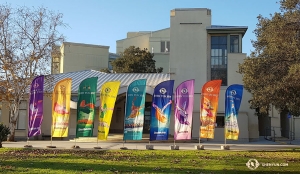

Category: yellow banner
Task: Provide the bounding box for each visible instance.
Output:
[98,81,120,140]
[52,78,72,137]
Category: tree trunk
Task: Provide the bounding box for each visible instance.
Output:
[0,141,2,148]
[8,120,16,141]
[8,130,15,142]
[8,104,19,142]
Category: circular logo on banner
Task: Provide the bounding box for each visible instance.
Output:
[105,87,111,93]
[159,88,167,94]
[33,83,39,88]
[246,159,260,170]
[181,88,188,94]
[231,90,237,96]
[206,87,213,92]
[132,87,139,93]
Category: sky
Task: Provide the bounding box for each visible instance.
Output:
[3,0,281,56]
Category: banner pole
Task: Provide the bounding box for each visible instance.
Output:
[27,137,29,146]
[224,124,227,145]
[199,94,203,146]
[50,125,53,146]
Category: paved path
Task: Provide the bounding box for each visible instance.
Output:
[2,140,300,151]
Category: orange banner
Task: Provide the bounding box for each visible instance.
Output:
[52,78,72,137]
[199,80,222,139]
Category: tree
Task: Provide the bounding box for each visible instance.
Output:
[100,68,111,73]
[0,5,65,141]
[0,123,10,148]
[239,0,300,116]
[110,46,163,73]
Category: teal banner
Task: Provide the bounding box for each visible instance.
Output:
[76,77,98,137]
[123,79,147,140]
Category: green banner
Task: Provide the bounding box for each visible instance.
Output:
[76,77,98,137]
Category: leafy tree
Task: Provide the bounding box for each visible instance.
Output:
[239,0,300,116]
[0,5,65,141]
[0,123,10,148]
[111,46,163,73]
[100,68,111,73]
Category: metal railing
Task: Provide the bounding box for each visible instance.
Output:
[264,127,295,144]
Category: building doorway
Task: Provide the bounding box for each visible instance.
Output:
[258,115,271,136]
[280,111,290,138]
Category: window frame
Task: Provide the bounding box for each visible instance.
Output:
[210,35,228,86]
[229,35,240,53]
[160,41,170,53]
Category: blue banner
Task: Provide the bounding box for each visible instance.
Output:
[123,79,147,140]
[150,80,174,141]
[225,84,243,140]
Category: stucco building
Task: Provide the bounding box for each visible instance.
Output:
[1,8,296,142]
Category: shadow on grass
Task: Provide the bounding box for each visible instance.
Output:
[0,160,292,174]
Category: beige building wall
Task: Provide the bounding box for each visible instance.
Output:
[116,29,170,73]
[168,8,211,140]
[170,8,211,93]
[149,28,170,54]
[60,42,109,73]
[167,9,259,142]
[116,34,150,54]
[152,53,169,73]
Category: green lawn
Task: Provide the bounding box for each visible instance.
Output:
[0,148,299,173]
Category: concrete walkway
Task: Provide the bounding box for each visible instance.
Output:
[2,139,300,151]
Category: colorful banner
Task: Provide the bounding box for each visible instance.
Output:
[98,81,121,140]
[76,77,98,137]
[150,80,174,141]
[199,80,222,139]
[52,78,72,137]
[28,75,44,137]
[174,79,194,140]
[123,79,147,140]
[225,84,243,140]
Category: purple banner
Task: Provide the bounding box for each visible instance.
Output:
[174,79,194,140]
[28,75,44,137]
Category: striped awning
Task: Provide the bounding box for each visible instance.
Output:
[46,70,170,93]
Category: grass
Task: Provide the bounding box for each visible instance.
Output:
[0,148,299,173]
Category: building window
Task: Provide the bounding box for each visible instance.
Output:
[161,41,170,52]
[230,35,239,53]
[52,57,60,74]
[211,36,227,86]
